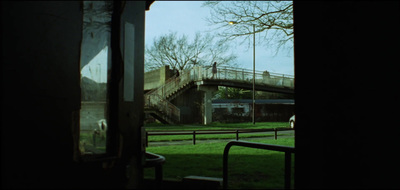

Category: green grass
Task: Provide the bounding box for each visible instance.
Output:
[145,122,292,142]
[144,122,289,131]
[144,138,295,189]
[146,132,293,143]
[79,131,106,153]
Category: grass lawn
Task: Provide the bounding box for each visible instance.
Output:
[145,122,292,142]
[79,132,107,153]
[144,122,289,131]
[144,137,295,189]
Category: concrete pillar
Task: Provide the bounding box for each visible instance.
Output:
[198,86,218,125]
[159,65,170,85]
[203,89,213,125]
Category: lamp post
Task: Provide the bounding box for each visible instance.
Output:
[229,21,256,125]
[252,24,255,125]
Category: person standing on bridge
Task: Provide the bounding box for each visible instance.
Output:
[212,62,217,79]
[175,69,180,85]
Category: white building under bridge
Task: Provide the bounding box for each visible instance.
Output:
[212,99,295,122]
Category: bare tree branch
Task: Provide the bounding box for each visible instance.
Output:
[203,1,293,54]
[145,32,237,72]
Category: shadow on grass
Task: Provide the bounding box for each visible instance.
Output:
[144,153,295,189]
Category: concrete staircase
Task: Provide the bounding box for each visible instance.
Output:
[165,81,195,101]
[144,108,179,125]
[144,71,196,124]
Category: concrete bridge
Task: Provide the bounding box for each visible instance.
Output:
[144,66,294,125]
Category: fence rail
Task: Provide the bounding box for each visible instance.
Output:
[145,128,294,147]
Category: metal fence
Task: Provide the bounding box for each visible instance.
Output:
[145,128,294,147]
[198,66,294,88]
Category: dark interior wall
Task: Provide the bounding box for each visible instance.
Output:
[1,1,148,188]
[1,1,83,188]
[294,1,400,189]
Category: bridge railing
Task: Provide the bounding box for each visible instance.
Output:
[199,66,294,88]
[149,71,194,99]
[147,66,293,100]
[144,66,294,123]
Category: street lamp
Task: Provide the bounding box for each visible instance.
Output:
[229,21,256,125]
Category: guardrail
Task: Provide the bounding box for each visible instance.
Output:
[222,141,295,189]
[199,66,294,88]
[145,128,294,147]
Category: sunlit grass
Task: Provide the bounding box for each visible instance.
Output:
[145,138,295,189]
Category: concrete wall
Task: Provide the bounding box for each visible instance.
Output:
[144,69,162,90]
[144,65,174,91]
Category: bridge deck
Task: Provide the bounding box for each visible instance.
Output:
[144,66,294,124]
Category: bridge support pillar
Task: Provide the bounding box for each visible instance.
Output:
[198,86,218,125]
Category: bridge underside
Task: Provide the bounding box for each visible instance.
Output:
[145,81,294,125]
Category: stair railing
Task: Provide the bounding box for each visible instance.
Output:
[144,68,199,124]
[144,93,180,122]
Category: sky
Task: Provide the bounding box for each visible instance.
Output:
[145,1,294,76]
[81,46,108,83]
[82,1,295,83]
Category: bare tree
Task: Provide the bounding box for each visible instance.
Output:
[145,32,237,72]
[203,1,293,54]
